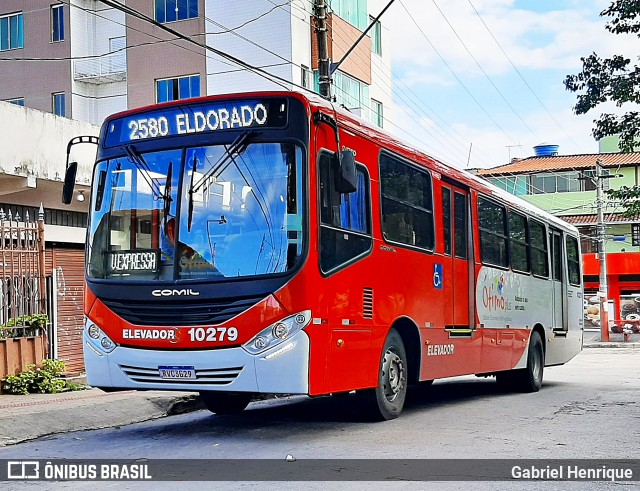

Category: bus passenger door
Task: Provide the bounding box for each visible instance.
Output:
[452,190,471,327]
[442,185,471,328]
[550,229,566,331]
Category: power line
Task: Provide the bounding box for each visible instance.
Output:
[430,0,539,139]
[465,0,584,151]
[397,0,515,144]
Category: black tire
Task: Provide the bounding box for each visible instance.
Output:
[360,329,408,420]
[498,331,544,393]
[199,391,252,414]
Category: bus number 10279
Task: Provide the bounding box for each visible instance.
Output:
[188,327,239,343]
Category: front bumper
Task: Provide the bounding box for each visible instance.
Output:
[83,330,310,394]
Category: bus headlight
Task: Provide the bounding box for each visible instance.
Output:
[85,321,117,354]
[243,310,311,355]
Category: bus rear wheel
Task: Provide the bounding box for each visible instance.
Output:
[199,391,252,415]
[360,329,408,421]
[497,331,544,393]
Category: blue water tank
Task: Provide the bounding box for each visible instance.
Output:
[533,143,559,156]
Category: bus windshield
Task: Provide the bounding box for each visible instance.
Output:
[87,142,304,281]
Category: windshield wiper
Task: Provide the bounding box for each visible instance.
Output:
[163,161,173,231]
[187,130,259,231]
[187,155,197,232]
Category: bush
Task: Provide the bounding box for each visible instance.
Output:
[0,314,49,339]
[1,359,85,395]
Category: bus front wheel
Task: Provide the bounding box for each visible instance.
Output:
[199,391,252,415]
[360,329,408,420]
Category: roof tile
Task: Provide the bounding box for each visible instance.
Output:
[478,152,640,176]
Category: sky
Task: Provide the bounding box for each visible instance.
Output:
[381,0,640,169]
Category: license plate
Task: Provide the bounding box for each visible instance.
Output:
[158,365,196,380]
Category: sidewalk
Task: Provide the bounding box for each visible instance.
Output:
[0,387,203,447]
[0,334,638,447]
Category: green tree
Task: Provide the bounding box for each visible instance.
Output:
[564,0,640,216]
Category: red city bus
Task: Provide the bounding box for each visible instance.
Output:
[64,91,583,420]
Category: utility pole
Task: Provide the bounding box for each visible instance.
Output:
[314,0,331,100]
[595,158,610,342]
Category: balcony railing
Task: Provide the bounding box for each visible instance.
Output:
[73,52,127,84]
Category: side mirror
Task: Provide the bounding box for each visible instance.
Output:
[62,162,78,205]
[335,150,357,193]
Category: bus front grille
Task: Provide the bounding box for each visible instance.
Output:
[119,364,244,385]
[102,294,267,326]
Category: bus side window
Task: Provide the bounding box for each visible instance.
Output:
[566,235,581,286]
[454,192,467,259]
[529,219,549,277]
[319,152,372,273]
[478,197,508,267]
[380,153,434,250]
[442,187,451,255]
[508,210,529,273]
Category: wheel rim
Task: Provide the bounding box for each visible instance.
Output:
[381,347,406,402]
[532,346,542,382]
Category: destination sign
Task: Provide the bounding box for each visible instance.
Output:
[106,249,160,275]
[104,98,288,147]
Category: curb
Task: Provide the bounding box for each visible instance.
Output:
[583,342,640,348]
[0,391,204,447]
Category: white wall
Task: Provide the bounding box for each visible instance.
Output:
[70,0,127,126]
[0,101,99,185]
[290,0,313,90]
[204,0,298,94]
[368,0,393,129]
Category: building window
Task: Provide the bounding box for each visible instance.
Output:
[581,169,610,191]
[52,92,66,117]
[331,0,368,31]
[156,75,200,103]
[333,70,369,116]
[51,4,64,42]
[301,65,312,89]
[6,98,24,106]
[155,0,198,23]
[0,12,24,51]
[371,99,383,128]
[369,16,381,55]
[529,171,607,194]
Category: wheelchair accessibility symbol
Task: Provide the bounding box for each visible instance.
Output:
[433,263,443,289]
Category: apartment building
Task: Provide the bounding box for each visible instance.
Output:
[0,0,393,128]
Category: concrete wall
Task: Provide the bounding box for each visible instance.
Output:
[0,101,98,184]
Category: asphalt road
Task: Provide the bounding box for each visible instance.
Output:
[1,348,638,490]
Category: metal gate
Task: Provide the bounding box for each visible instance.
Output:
[0,209,48,378]
[0,209,46,336]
